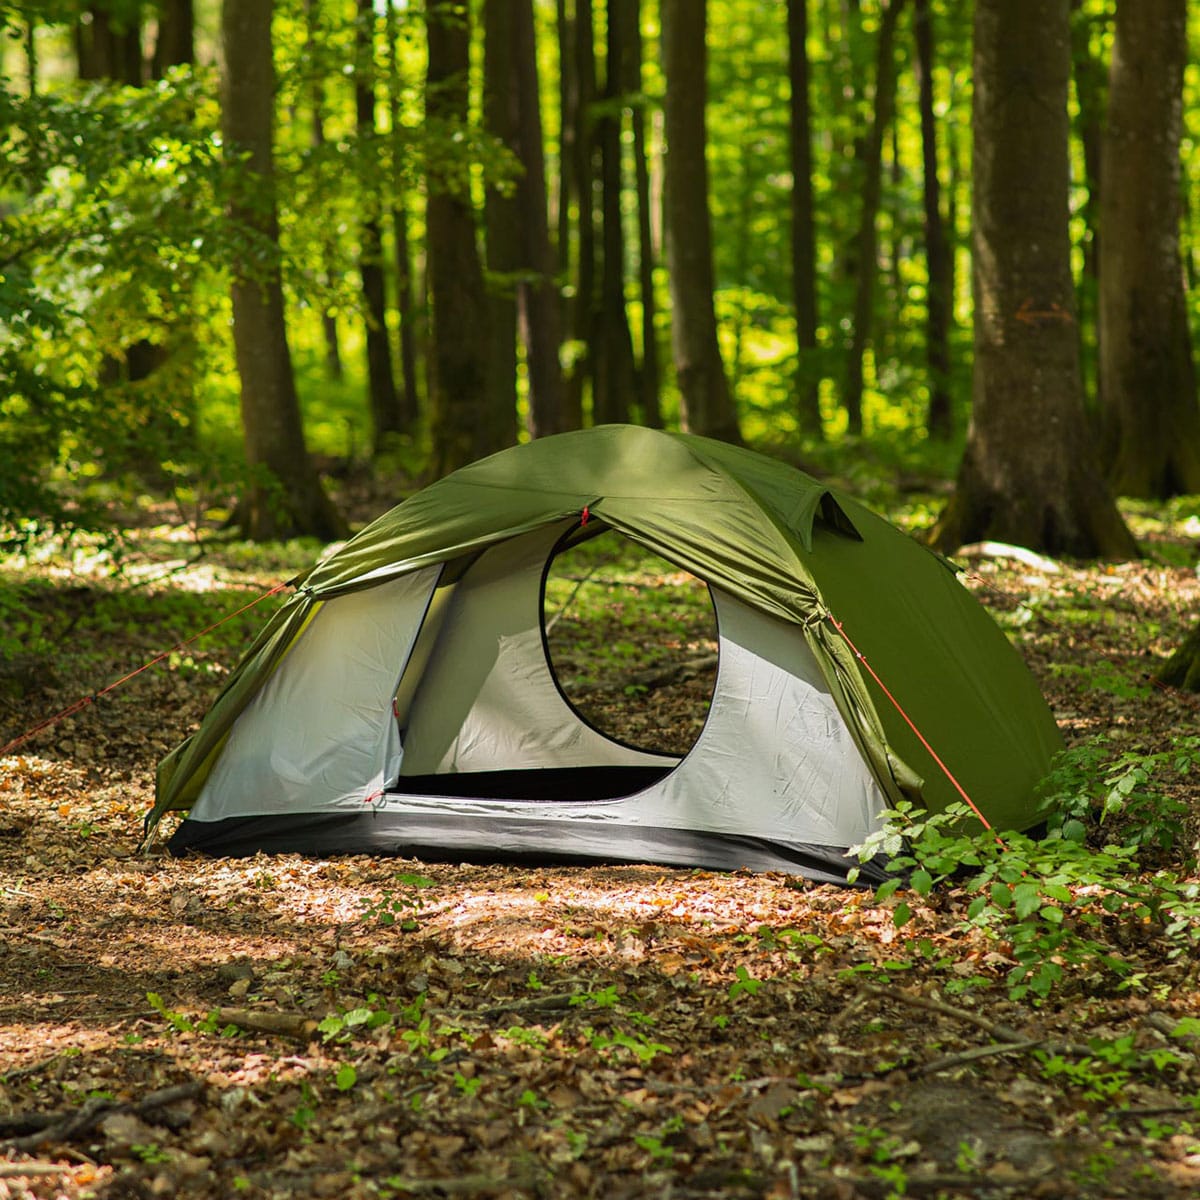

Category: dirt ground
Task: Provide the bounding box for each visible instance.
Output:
[2,538,1200,1199]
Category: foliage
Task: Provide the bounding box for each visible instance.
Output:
[851,747,1200,1002]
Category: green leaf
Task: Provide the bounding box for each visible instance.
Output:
[909,869,933,896]
[875,878,902,902]
[893,902,912,928]
[334,1063,357,1091]
[1013,882,1042,920]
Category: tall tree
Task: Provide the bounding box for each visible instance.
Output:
[511,0,568,438]
[786,0,823,439]
[619,0,660,427]
[306,0,343,383]
[151,0,194,77]
[660,0,741,444]
[1098,0,1200,497]
[592,0,636,426]
[482,0,520,428]
[930,0,1135,558]
[384,0,419,425]
[566,0,598,422]
[76,2,143,84]
[843,0,906,436]
[355,0,403,454]
[913,0,953,439]
[222,0,345,540]
[425,0,507,475]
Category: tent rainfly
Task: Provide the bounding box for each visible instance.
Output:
[148,425,1063,885]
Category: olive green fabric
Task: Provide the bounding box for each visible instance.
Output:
[150,425,1062,835]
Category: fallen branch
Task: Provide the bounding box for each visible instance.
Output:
[214,1008,319,1041]
[366,1170,539,1195]
[857,982,1091,1057]
[6,1081,203,1153]
[914,1039,1044,1077]
[808,1169,1052,1197]
[0,1162,81,1178]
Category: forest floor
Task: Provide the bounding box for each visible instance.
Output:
[1,486,1200,1199]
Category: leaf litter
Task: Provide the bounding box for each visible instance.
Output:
[0,523,1199,1197]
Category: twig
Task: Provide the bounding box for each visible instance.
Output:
[471,992,581,1020]
[6,1080,203,1153]
[856,982,1092,1057]
[0,1054,63,1085]
[214,1008,319,1041]
[915,1039,1044,1076]
[380,1170,538,1194]
[807,1170,1052,1197]
[857,982,1025,1041]
[0,1162,80,1178]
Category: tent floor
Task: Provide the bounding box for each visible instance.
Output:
[387,764,674,802]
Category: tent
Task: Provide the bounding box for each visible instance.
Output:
[149,425,1063,884]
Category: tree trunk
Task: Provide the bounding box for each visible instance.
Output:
[1098,0,1200,498]
[1158,622,1200,692]
[843,0,906,437]
[482,0,520,432]
[929,0,1135,559]
[786,0,823,439]
[307,6,343,385]
[77,3,143,84]
[660,0,741,444]
[25,16,37,98]
[566,0,598,423]
[385,0,419,425]
[623,0,661,427]
[152,0,194,77]
[222,0,345,541]
[1069,0,1106,370]
[356,0,403,453]
[593,0,636,426]
[913,0,952,440]
[512,0,568,438]
[426,0,507,476]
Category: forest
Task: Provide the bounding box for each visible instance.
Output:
[4,0,1200,1197]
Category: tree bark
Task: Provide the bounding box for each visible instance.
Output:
[913,0,952,440]
[660,0,741,444]
[482,0,520,431]
[307,0,343,384]
[384,0,419,425]
[76,3,143,84]
[1098,0,1200,498]
[511,0,568,438]
[426,0,507,476]
[566,0,598,424]
[1158,622,1200,692]
[843,0,906,437]
[786,0,823,439]
[929,0,1136,559]
[1069,0,1106,365]
[152,0,194,77]
[623,0,661,428]
[592,0,636,426]
[222,0,345,540]
[356,0,403,453]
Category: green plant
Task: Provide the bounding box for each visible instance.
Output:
[634,1133,675,1163]
[728,965,763,1000]
[1037,736,1198,857]
[850,791,1200,1003]
[360,872,436,931]
[333,1063,357,1091]
[131,1142,171,1165]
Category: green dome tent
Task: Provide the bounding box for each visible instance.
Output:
[149,425,1063,884]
